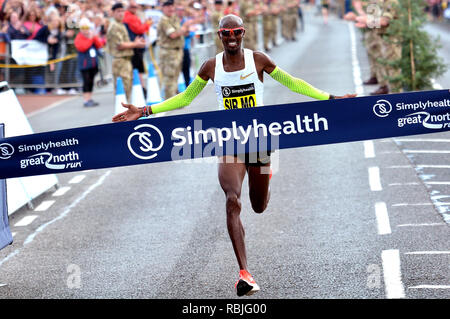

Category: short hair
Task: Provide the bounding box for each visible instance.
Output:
[111,2,124,11]
[218,14,243,28]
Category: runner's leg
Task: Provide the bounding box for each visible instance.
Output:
[218,156,248,270]
[247,162,271,214]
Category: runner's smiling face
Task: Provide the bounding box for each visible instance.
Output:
[218,16,245,54]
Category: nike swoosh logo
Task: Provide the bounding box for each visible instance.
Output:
[240,72,254,80]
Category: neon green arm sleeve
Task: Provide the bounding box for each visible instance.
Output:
[150,75,208,114]
[269,66,331,100]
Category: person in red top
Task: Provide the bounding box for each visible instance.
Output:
[123,0,153,93]
[74,18,105,107]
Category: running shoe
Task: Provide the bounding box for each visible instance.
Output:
[235,270,260,297]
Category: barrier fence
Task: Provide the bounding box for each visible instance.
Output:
[0,27,219,94]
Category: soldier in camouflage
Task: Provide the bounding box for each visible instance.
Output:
[106,2,146,101]
[355,0,401,94]
[157,0,192,99]
[211,0,225,54]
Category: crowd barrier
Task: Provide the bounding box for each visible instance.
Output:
[0,82,58,215]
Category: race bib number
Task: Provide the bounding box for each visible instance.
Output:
[222,84,257,110]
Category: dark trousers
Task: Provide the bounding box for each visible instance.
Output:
[81,67,98,93]
[182,48,191,88]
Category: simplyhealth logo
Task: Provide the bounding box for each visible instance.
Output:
[127,124,165,160]
[0,143,14,159]
[373,99,393,118]
[127,114,329,161]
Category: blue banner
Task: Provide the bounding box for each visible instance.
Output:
[0,124,13,250]
[0,90,449,180]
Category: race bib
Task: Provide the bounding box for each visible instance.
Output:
[222,83,257,110]
[89,48,96,58]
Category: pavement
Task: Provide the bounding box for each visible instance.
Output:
[17,95,77,116]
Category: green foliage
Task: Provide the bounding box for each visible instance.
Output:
[384,0,447,91]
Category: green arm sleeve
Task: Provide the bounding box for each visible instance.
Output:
[269,66,330,101]
[150,75,208,114]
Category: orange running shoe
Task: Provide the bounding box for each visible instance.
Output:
[235,270,260,297]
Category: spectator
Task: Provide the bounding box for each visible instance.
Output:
[123,0,152,95]
[224,0,239,16]
[23,8,42,39]
[34,13,62,73]
[74,17,104,107]
[177,4,196,88]
[4,10,30,40]
[106,2,146,101]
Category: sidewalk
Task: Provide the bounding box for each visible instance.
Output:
[17,94,78,116]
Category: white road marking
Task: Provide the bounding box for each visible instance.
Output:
[405,251,450,255]
[375,202,391,235]
[52,186,71,197]
[417,165,450,169]
[409,285,450,289]
[0,170,111,269]
[14,215,38,227]
[34,200,55,212]
[348,23,364,95]
[368,167,382,191]
[392,203,433,207]
[395,138,450,143]
[68,175,86,184]
[388,182,420,186]
[24,171,111,245]
[397,223,445,227]
[382,249,405,299]
[403,150,450,154]
[425,181,450,185]
[364,140,375,158]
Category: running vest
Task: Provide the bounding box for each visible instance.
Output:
[214,49,264,110]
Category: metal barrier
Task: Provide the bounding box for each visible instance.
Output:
[0,37,112,93]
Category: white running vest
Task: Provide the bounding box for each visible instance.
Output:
[214,49,264,110]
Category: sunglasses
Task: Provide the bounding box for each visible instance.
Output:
[218,27,244,37]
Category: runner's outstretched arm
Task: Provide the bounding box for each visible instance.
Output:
[147,75,208,114]
[256,51,356,100]
[269,66,332,100]
[112,59,214,122]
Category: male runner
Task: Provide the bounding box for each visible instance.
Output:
[113,14,356,297]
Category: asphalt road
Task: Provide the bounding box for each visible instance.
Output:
[0,9,449,299]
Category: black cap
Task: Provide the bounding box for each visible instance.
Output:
[111,2,124,10]
[215,0,223,4]
[162,0,174,6]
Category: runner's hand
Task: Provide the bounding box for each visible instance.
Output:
[112,102,142,122]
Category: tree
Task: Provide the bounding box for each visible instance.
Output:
[384,0,447,91]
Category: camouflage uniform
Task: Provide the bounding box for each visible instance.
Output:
[365,0,400,92]
[280,0,289,40]
[287,0,298,40]
[262,0,272,50]
[269,0,280,46]
[364,28,383,82]
[211,7,224,54]
[157,13,184,99]
[240,0,257,51]
[378,0,401,92]
[107,19,134,101]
